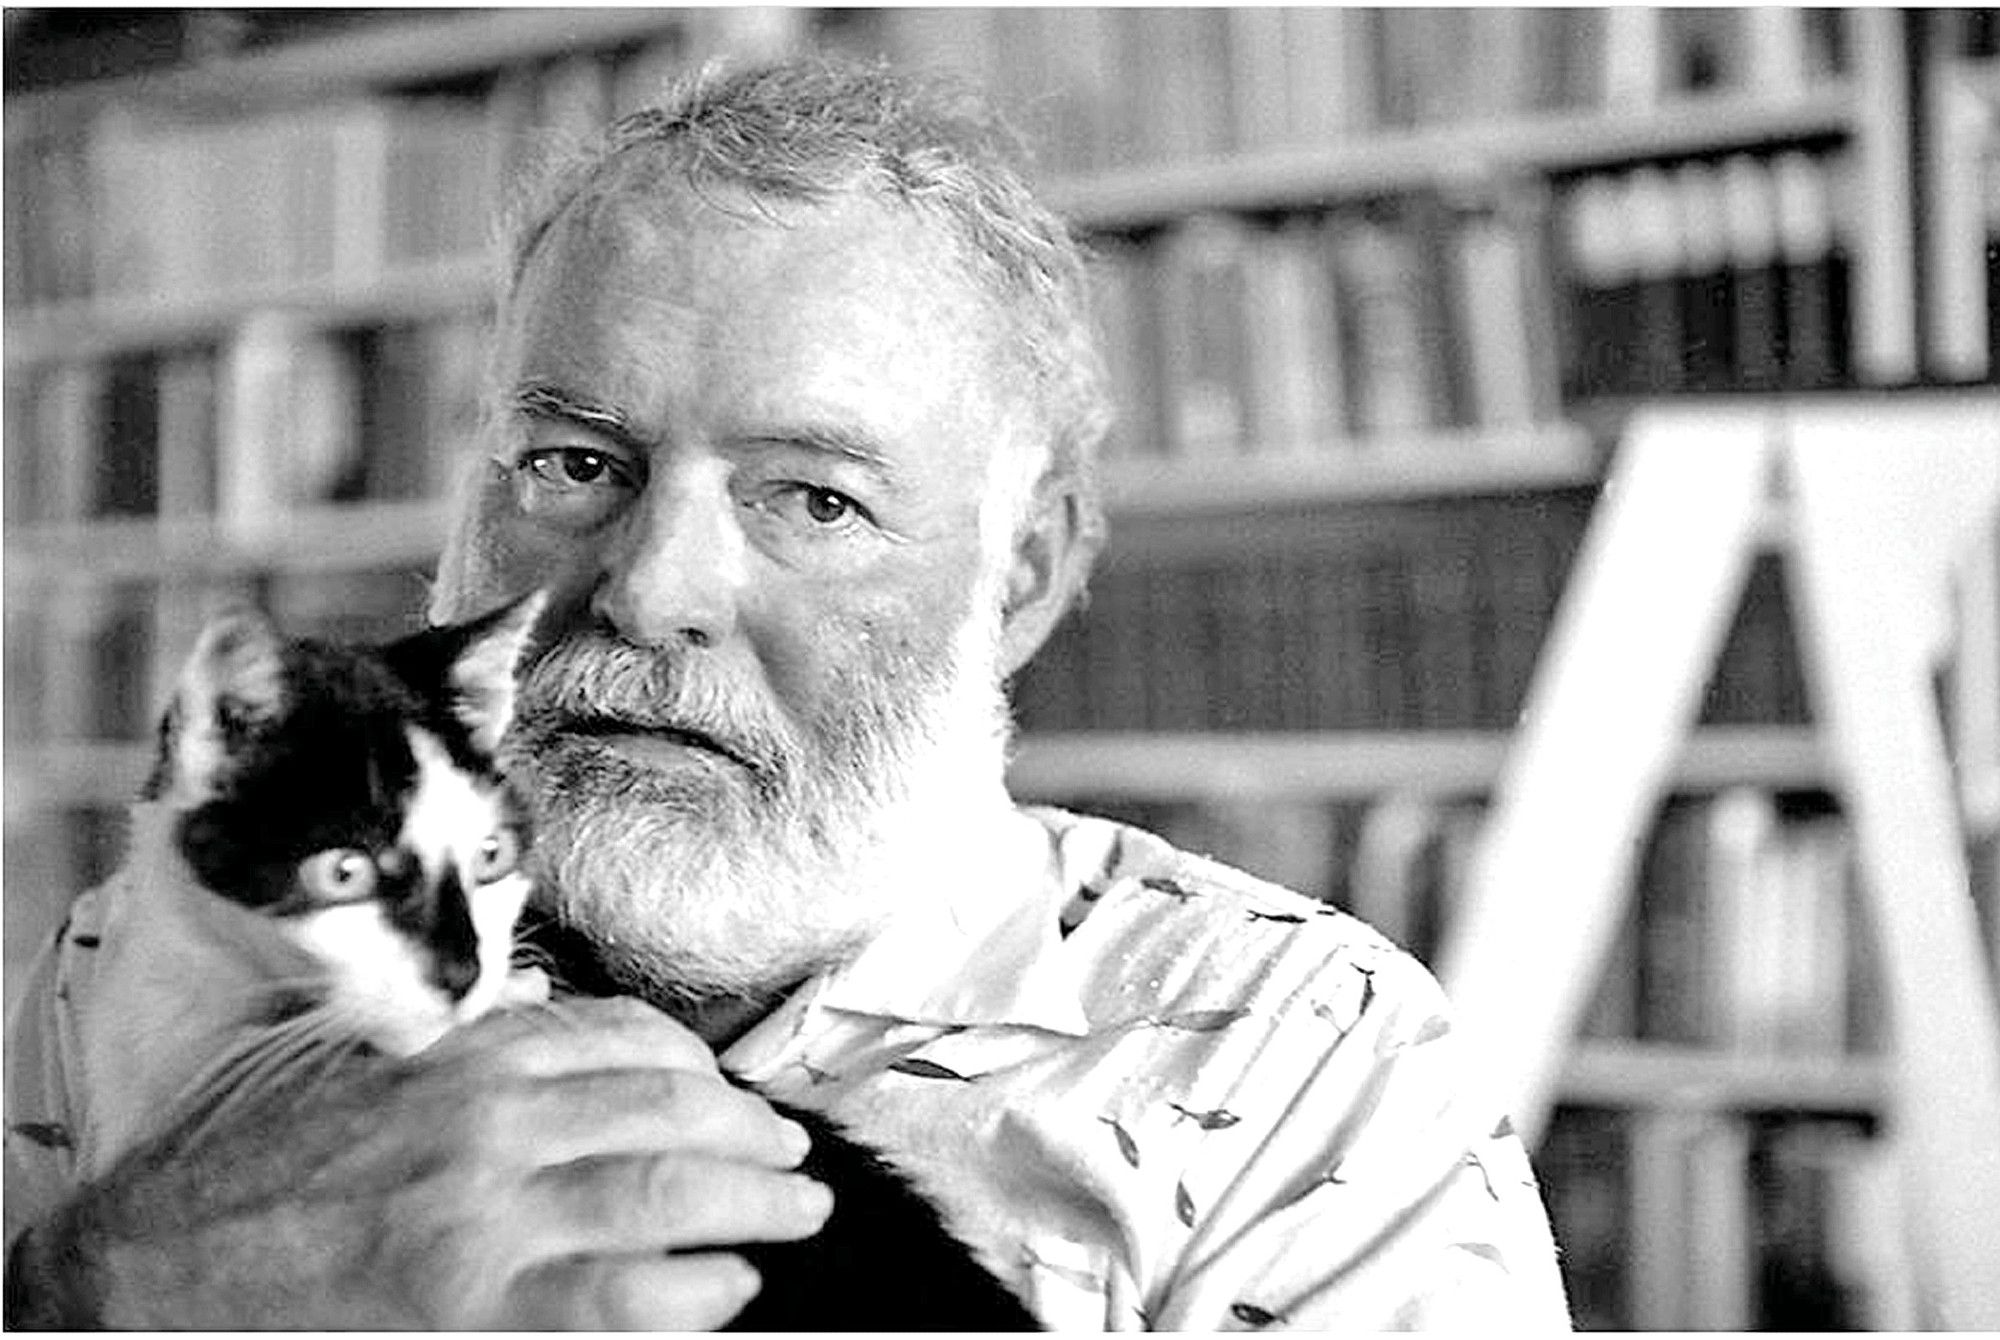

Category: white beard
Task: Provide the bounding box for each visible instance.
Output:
[504,587,1012,1009]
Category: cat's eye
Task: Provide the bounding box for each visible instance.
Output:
[471,828,521,884]
[298,848,379,904]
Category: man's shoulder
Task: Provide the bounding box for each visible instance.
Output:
[1026,804,1437,1002]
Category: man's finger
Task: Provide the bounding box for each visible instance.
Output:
[440,995,723,1077]
[492,1066,810,1170]
[529,1153,833,1257]
[501,1251,764,1330]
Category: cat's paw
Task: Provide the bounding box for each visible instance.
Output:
[498,966,553,1008]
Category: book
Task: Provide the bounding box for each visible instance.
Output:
[1238,215,1347,455]
[218,315,364,536]
[1346,792,1446,952]
[1771,150,1845,389]
[1328,207,1443,438]
[1012,7,1121,176]
[1450,180,1562,428]
[8,360,104,526]
[1461,8,1541,122]
[1558,172,1639,400]
[6,125,98,307]
[1225,7,1292,154]
[1669,158,1737,391]
[1283,6,1375,146]
[1660,8,1744,97]
[383,97,499,271]
[1152,214,1255,458]
[1750,1115,1907,1329]
[1623,165,1690,395]
[1536,1106,1633,1331]
[1536,8,1612,112]
[1635,793,1742,1045]
[152,348,219,524]
[358,313,490,504]
[1118,8,1232,166]
[1743,6,1814,98]
[1138,563,1210,731]
[1372,8,1478,129]
[1086,237,1169,462]
[1408,545,1481,728]
[1719,153,1788,389]
[1927,75,1997,381]
[1600,6,1666,110]
[1814,1124,1920,1329]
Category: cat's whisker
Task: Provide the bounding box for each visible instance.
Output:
[174,1013,352,1150]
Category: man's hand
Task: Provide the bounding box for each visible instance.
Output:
[7,997,828,1329]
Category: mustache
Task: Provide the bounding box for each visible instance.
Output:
[510,628,794,778]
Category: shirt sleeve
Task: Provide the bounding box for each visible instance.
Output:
[5,913,87,1250]
[1150,942,1572,1331]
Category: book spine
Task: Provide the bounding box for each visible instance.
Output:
[1558,173,1639,400]
[1329,209,1441,438]
[1239,217,1346,456]
[1624,166,1689,394]
[1670,159,1737,391]
[1153,215,1256,460]
[1771,150,1843,389]
[1284,6,1373,146]
[1719,154,1787,389]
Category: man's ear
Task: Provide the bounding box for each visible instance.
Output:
[998,485,1095,678]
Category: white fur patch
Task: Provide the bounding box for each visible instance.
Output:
[291,903,454,1056]
[282,729,532,1056]
[403,728,498,882]
[403,727,532,1035]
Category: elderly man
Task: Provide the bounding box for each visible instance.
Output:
[6,60,1568,1329]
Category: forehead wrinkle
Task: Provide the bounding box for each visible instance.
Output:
[741,419,913,495]
[514,383,654,456]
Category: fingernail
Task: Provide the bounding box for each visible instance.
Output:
[779,1118,813,1163]
[794,1176,834,1224]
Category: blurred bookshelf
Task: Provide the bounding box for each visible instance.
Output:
[6,7,2000,1332]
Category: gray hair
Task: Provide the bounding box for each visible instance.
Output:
[499,56,1112,592]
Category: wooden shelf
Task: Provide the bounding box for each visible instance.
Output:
[1559,1040,1890,1114]
[8,725,1831,820]
[1101,423,1600,516]
[1,425,1604,589]
[4,256,494,367]
[1049,87,1856,233]
[1007,725,1830,801]
[3,499,452,588]
[3,10,685,132]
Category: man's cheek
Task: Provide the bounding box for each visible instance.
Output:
[439,466,603,625]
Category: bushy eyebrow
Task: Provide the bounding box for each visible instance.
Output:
[513,383,911,496]
[761,421,896,472]
[512,383,651,457]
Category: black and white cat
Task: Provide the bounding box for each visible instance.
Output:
[74,593,1038,1330]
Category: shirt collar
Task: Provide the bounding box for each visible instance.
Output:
[801,803,1092,1037]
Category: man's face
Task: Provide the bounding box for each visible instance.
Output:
[435,170,1036,1005]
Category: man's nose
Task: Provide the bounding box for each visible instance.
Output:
[590,472,744,650]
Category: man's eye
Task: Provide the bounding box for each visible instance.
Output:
[520,447,629,489]
[512,446,639,530]
[800,486,860,526]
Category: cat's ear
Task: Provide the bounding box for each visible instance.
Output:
[160,608,288,803]
[439,589,547,754]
